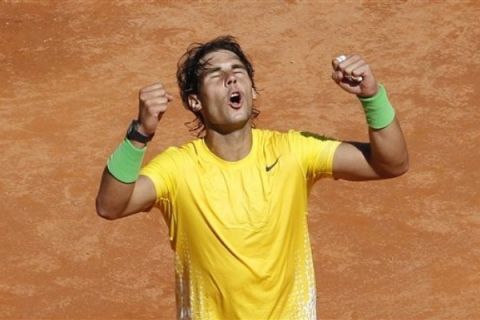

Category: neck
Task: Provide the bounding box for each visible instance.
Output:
[204,125,253,161]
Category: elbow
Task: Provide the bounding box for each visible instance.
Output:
[391,162,409,178]
[380,157,410,179]
[95,197,121,220]
[396,153,410,176]
[400,158,410,176]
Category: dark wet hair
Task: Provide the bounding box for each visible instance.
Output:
[176,35,259,137]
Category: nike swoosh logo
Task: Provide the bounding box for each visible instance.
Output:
[265,157,279,172]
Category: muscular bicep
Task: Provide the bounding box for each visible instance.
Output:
[332,142,382,181]
[122,175,157,216]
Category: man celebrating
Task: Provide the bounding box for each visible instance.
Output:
[96,35,408,319]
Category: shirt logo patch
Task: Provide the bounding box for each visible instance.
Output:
[265,157,279,172]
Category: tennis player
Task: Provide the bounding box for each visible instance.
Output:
[96,35,408,319]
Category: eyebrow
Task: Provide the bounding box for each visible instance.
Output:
[202,63,247,76]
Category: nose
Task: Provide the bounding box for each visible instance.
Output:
[225,72,237,86]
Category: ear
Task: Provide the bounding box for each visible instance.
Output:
[252,88,257,100]
[188,95,202,112]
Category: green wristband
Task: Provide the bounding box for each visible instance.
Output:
[107,139,146,183]
[359,84,395,129]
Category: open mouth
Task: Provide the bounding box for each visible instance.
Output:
[229,92,242,109]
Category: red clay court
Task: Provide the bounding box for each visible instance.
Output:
[1,1,479,319]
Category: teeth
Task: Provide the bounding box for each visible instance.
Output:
[230,92,241,104]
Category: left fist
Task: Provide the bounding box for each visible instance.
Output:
[331,54,378,98]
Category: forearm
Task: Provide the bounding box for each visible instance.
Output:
[368,117,409,177]
[95,82,171,219]
[95,138,149,219]
[331,56,409,181]
[358,84,408,177]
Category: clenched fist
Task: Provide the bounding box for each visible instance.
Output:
[137,82,173,136]
[331,54,378,98]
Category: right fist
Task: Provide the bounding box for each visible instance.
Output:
[137,82,173,136]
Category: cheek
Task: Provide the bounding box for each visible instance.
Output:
[200,90,226,116]
[199,86,216,104]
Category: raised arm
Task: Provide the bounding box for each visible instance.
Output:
[95,82,173,219]
[330,55,409,181]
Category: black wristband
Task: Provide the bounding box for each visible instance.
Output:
[126,120,154,144]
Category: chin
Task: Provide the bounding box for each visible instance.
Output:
[230,110,251,124]
[223,117,252,133]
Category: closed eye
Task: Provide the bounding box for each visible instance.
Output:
[233,67,247,74]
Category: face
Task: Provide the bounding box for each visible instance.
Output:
[188,49,256,134]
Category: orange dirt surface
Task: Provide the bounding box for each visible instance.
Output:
[1,1,480,319]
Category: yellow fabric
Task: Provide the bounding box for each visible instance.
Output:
[140,129,340,319]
